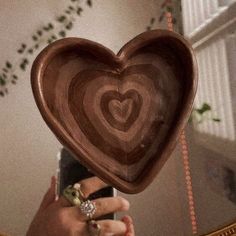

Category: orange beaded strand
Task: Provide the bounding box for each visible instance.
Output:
[165,6,198,235]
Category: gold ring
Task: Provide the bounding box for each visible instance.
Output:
[88,220,101,236]
[63,184,85,206]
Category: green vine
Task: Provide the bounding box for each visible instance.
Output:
[0,0,92,97]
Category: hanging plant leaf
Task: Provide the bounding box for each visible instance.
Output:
[212,118,221,122]
[28,48,34,54]
[12,74,18,79]
[68,6,75,11]
[150,17,155,25]
[159,12,165,22]
[87,0,92,7]
[32,35,38,41]
[66,21,73,30]
[48,23,54,29]
[20,63,26,71]
[172,17,177,24]
[77,7,83,15]
[0,76,6,86]
[195,103,211,114]
[59,30,66,37]
[166,6,173,13]
[6,61,12,69]
[17,49,24,54]
[37,30,43,36]
[57,15,67,23]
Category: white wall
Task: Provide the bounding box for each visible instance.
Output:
[0,1,185,235]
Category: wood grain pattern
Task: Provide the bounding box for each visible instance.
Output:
[31,30,198,193]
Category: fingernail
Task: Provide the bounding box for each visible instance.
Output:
[122,199,130,211]
[122,215,133,224]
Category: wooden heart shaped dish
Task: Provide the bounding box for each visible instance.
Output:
[31,29,197,193]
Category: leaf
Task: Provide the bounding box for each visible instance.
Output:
[17,49,23,54]
[150,17,155,25]
[159,12,165,22]
[32,35,38,41]
[68,5,75,10]
[6,61,12,69]
[172,17,177,24]
[23,58,29,64]
[21,43,26,48]
[196,103,211,114]
[20,63,26,71]
[28,48,33,54]
[66,21,73,30]
[0,91,4,97]
[37,30,43,36]
[77,7,83,15]
[48,23,54,29]
[212,118,221,122]
[43,26,50,31]
[57,15,67,22]
[59,30,66,37]
[87,0,92,7]
[0,77,6,86]
[12,74,18,79]
[166,6,173,13]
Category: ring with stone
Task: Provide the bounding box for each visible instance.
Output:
[88,220,101,236]
[63,184,85,206]
[80,200,97,220]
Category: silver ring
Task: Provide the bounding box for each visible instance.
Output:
[80,200,96,220]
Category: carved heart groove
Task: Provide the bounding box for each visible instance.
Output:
[104,92,139,129]
[31,30,197,193]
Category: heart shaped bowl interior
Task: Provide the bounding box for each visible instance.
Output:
[31,29,197,193]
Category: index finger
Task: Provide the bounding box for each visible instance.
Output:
[57,176,109,207]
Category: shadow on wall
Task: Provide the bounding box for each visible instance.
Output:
[205,151,236,204]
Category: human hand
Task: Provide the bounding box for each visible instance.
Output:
[26,176,135,236]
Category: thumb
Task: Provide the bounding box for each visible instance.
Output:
[39,176,57,211]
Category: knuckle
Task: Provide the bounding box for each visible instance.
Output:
[95,200,105,213]
[57,210,68,224]
[102,221,113,233]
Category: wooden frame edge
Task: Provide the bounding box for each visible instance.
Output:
[203,221,236,236]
